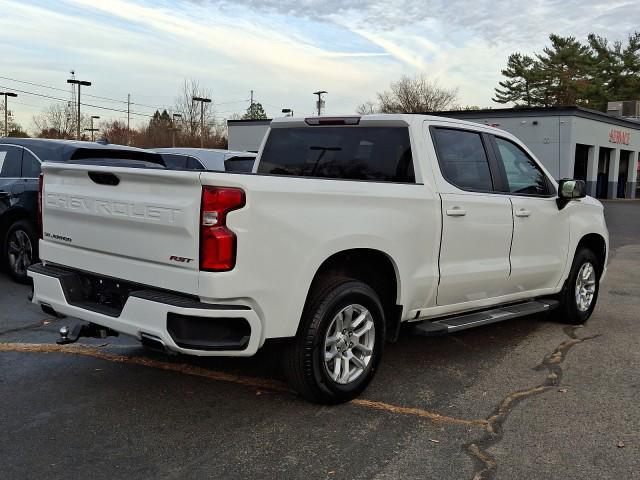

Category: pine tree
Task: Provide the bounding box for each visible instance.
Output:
[493,53,540,107]
[242,102,267,120]
[535,34,592,107]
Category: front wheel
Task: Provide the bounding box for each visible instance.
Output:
[283,278,386,404]
[553,248,600,325]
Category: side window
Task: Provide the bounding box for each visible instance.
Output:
[160,153,189,170]
[494,137,550,196]
[0,145,23,178]
[22,150,41,178]
[186,157,205,170]
[432,128,493,191]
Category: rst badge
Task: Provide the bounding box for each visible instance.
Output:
[169,255,193,264]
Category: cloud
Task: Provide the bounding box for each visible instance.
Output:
[196,0,640,44]
[2,0,640,130]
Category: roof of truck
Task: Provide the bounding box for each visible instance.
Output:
[269,113,493,130]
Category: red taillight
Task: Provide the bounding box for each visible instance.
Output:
[37,173,44,240]
[199,186,245,271]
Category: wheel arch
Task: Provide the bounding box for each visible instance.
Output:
[575,233,607,277]
[0,207,34,241]
[303,248,403,342]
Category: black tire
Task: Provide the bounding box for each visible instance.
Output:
[4,220,38,284]
[284,277,386,404]
[553,248,600,325]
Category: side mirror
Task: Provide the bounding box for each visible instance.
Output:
[557,179,586,209]
[558,179,587,199]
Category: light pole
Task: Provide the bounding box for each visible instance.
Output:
[282,108,294,117]
[67,78,91,140]
[0,92,18,137]
[313,91,327,116]
[84,115,100,141]
[172,113,182,148]
[192,96,211,148]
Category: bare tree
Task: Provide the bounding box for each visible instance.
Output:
[173,79,216,146]
[32,102,87,139]
[98,120,129,145]
[359,75,459,114]
[356,100,377,115]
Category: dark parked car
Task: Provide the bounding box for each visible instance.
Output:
[0,138,163,283]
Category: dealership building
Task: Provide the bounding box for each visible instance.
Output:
[228,106,640,199]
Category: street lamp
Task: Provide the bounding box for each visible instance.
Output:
[192,96,211,148]
[282,108,294,117]
[67,78,91,140]
[313,91,327,116]
[172,113,183,147]
[0,92,18,137]
[84,115,100,142]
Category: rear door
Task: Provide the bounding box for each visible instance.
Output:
[491,135,569,291]
[40,163,203,293]
[429,126,513,306]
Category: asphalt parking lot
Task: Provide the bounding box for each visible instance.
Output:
[1,201,639,480]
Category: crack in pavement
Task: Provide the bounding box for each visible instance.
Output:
[464,326,601,480]
[0,342,486,427]
[0,318,58,336]
[0,324,599,477]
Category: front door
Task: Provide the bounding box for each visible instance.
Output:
[491,136,569,292]
[0,145,24,216]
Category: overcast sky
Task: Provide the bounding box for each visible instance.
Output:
[1,0,639,130]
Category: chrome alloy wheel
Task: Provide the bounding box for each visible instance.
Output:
[575,262,596,312]
[324,304,376,385]
[7,229,33,277]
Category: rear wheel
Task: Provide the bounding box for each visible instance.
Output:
[553,248,600,325]
[4,220,37,284]
[284,278,385,404]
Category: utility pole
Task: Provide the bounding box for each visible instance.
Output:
[250,90,254,107]
[67,78,92,140]
[84,115,100,141]
[313,90,327,116]
[0,92,18,137]
[172,113,182,148]
[192,96,211,148]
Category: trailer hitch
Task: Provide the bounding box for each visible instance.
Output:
[57,323,119,345]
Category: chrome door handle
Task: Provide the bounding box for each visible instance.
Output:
[515,208,531,217]
[446,207,467,217]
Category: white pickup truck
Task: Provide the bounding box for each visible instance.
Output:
[29,114,608,404]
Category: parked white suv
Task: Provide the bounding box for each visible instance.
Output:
[29,114,608,403]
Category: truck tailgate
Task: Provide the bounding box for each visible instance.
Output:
[40,163,202,293]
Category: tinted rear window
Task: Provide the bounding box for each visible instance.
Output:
[224,156,255,172]
[67,148,166,168]
[257,127,414,183]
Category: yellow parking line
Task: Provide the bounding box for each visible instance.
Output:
[0,342,486,427]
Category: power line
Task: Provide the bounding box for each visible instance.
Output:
[0,85,156,118]
[0,75,252,111]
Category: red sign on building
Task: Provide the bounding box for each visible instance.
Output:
[609,129,630,145]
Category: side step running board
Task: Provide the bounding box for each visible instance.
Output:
[413,299,559,336]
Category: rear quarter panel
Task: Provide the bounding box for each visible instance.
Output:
[197,171,441,340]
